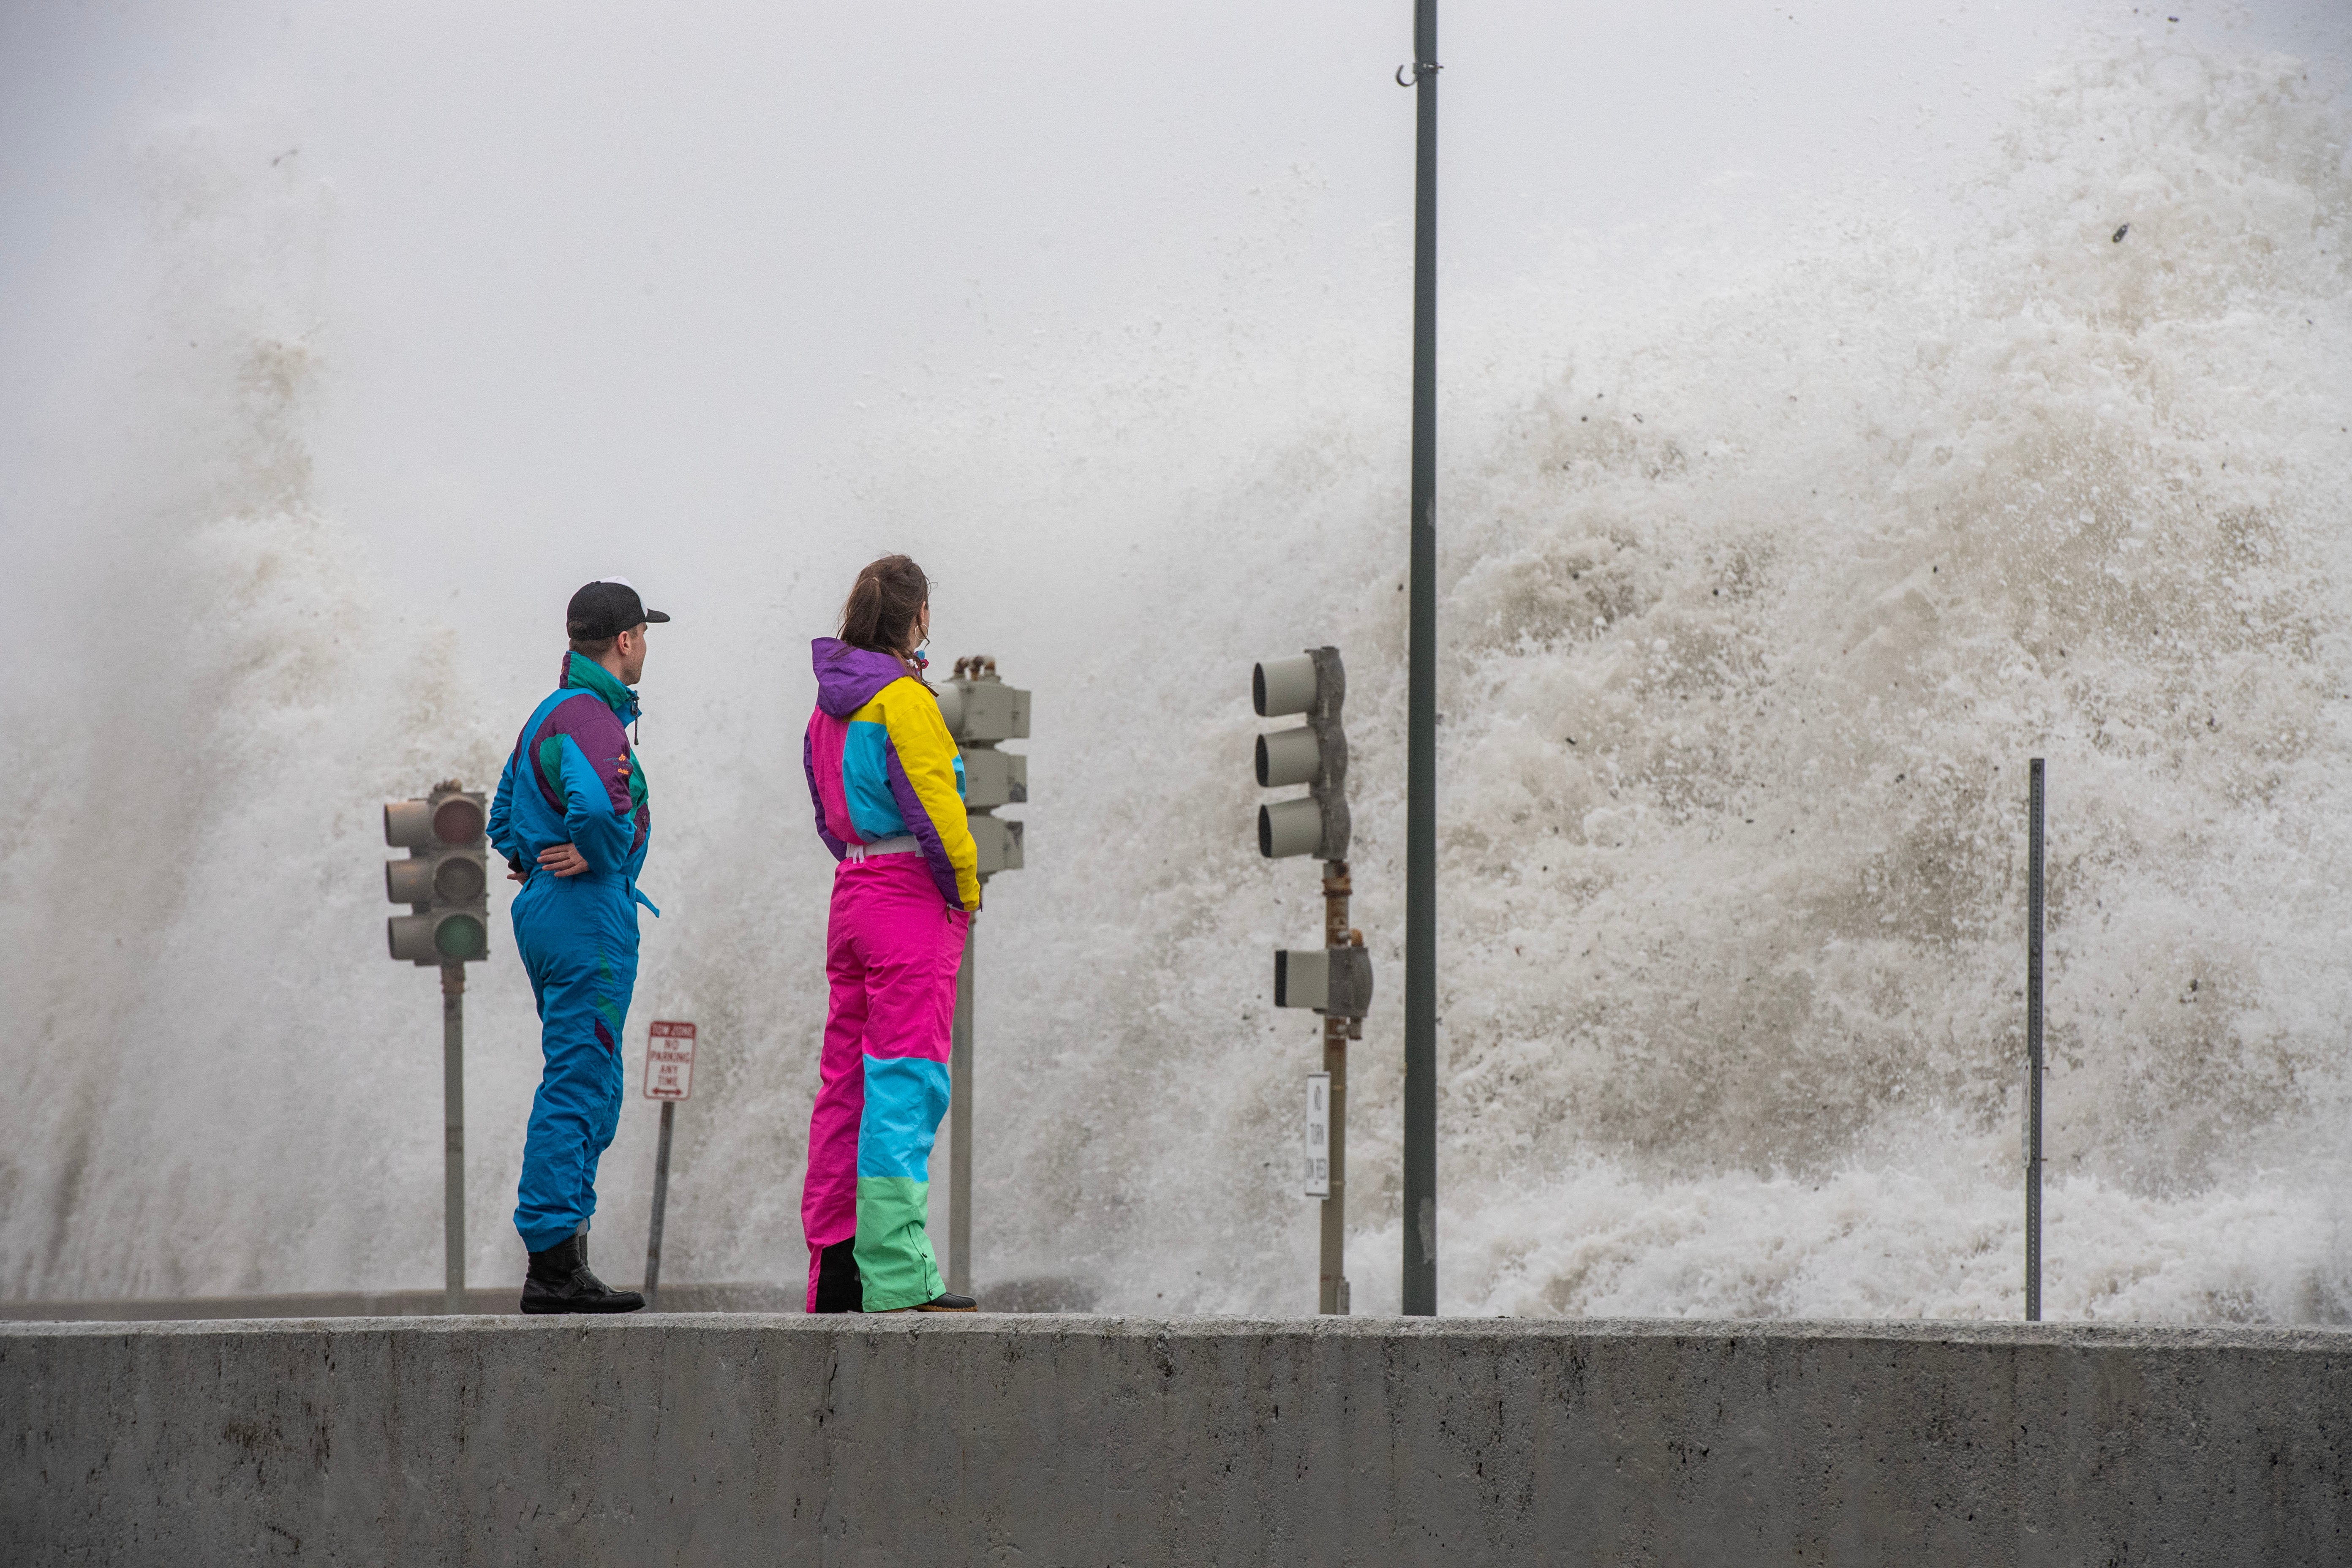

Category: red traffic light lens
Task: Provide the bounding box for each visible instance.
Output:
[434,913,487,961]
[433,798,484,844]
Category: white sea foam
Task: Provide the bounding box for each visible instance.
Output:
[4,37,2349,1320]
[943,38,2352,1320]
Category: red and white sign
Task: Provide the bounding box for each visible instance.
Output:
[644,1021,697,1101]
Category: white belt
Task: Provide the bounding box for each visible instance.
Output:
[843,836,920,862]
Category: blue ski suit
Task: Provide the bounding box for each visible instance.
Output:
[488,651,660,1254]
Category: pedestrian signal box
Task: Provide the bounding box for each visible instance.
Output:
[384,780,491,965]
[1275,941,1375,1018]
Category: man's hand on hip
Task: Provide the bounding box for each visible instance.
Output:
[539,844,590,878]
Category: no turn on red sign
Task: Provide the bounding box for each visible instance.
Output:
[645,1021,696,1100]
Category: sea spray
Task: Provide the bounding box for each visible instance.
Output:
[0,125,521,1299]
[4,38,2349,1322]
[919,38,2352,1318]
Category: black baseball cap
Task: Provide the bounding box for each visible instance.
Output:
[566,578,671,640]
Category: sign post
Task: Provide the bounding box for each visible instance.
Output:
[2025,760,2046,1321]
[642,1020,696,1310]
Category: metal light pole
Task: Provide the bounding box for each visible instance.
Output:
[639,1020,697,1308]
[949,919,976,1296]
[441,963,466,1315]
[2025,758,2046,1321]
[1401,0,1441,1318]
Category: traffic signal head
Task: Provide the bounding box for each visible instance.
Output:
[1251,646,1348,860]
[1253,654,1321,719]
[938,659,1031,744]
[970,816,1025,875]
[385,781,490,965]
[960,747,1027,810]
[942,656,1030,885]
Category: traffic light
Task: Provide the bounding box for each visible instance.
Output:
[941,656,1029,878]
[936,656,1031,1299]
[384,779,490,966]
[1250,642,1367,1317]
[1252,647,1348,859]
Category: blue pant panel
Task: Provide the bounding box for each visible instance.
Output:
[510,873,640,1254]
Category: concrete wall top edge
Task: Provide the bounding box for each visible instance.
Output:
[5,1312,2346,1353]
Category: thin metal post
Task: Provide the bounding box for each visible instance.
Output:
[2025,758,2046,1321]
[948,914,976,1296]
[1320,861,1352,1315]
[644,1099,675,1310]
[440,964,466,1315]
[1401,0,1441,1318]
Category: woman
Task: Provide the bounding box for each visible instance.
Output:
[800,554,981,1312]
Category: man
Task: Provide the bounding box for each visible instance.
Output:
[487,578,669,1313]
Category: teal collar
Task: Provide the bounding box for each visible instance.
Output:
[564,651,641,723]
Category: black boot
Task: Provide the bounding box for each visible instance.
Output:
[521,1230,645,1315]
[811,1238,863,1313]
[904,1291,977,1312]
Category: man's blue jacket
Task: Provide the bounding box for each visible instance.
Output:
[489,651,658,914]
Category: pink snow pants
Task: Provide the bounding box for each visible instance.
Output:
[803,852,969,1310]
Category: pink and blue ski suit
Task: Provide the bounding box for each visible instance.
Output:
[801,638,980,1311]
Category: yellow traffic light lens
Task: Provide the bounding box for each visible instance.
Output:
[434,857,485,902]
[433,798,485,844]
[434,914,487,961]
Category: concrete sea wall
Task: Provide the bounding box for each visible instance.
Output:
[0,1281,800,1321]
[7,1315,2349,1565]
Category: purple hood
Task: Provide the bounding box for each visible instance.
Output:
[811,637,916,717]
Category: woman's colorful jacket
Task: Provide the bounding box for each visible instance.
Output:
[802,637,980,912]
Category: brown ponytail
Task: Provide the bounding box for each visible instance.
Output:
[838,555,931,677]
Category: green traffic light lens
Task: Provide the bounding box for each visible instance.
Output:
[434,914,486,961]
